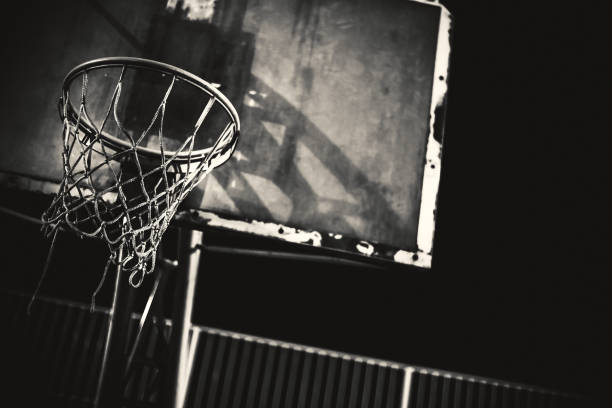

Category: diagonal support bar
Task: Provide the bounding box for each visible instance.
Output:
[94,245,137,408]
[124,256,178,380]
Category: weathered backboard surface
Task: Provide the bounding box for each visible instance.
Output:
[0,0,451,267]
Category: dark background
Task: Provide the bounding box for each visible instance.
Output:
[430,0,609,401]
[0,0,609,404]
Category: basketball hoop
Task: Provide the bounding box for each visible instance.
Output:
[41,57,240,287]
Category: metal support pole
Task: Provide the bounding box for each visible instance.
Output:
[94,246,136,408]
[166,228,203,408]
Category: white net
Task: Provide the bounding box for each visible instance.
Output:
[41,60,239,287]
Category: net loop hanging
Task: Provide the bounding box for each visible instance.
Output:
[41,57,240,287]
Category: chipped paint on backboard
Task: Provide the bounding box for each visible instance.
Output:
[356,240,375,256]
[415,3,452,265]
[393,249,432,269]
[192,211,323,246]
[166,0,216,22]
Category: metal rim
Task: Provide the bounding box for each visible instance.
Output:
[61,57,241,164]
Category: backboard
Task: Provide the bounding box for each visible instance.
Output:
[0,0,451,268]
